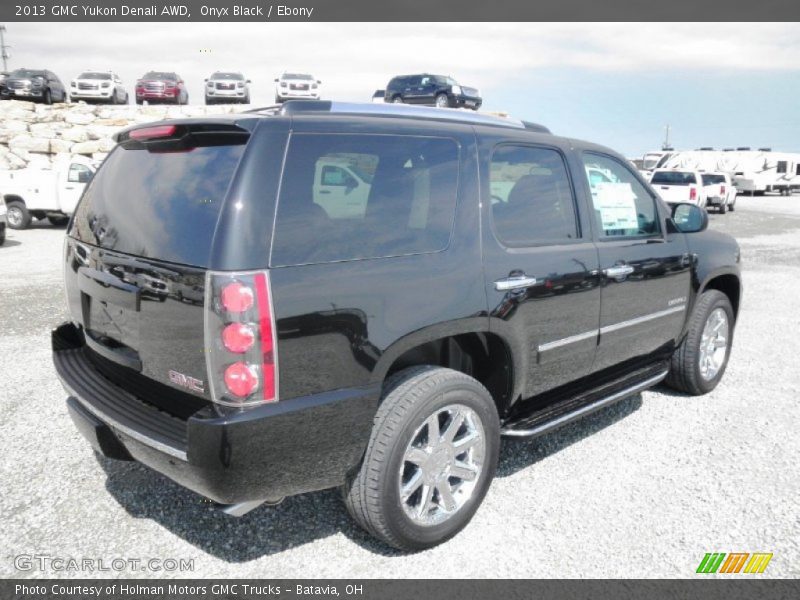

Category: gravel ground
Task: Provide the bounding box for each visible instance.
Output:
[1,195,798,579]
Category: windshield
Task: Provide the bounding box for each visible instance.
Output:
[11,69,45,78]
[642,154,663,170]
[142,72,177,81]
[211,72,243,80]
[282,73,314,80]
[79,72,112,80]
[651,171,697,185]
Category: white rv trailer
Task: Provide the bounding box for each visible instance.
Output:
[657,149,800,195]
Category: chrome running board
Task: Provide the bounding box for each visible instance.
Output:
[501,369,668,438]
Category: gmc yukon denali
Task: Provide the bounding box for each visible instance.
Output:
[53,102,742,551]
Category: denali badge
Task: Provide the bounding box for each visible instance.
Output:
[168,370,205,393]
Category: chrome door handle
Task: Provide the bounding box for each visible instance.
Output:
[603,265,635,280]
[494,275,537,291]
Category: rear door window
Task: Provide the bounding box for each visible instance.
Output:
[651,171,696,185]
[271,134,459,266]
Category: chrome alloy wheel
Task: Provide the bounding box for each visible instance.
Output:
[699,307,729,381]
[435,94,449,108]
[6,206,23,228]
[399,404,486,527]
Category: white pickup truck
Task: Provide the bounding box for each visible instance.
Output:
[649,168,706,207]
[701,172,736,214]
[0,157,96,229]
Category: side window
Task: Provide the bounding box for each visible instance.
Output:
[582,153,660,238]
[272,134,459,266]
[489,145,579,246]
[68,163,92,184]
[777,161,787,174]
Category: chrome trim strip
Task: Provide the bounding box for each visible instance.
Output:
[501,370,668,438]
[599,305,686,335]
[220,500,266,517]
[537,329,598,353]
[62,379,188,461]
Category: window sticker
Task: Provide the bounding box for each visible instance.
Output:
[595,182,639,231]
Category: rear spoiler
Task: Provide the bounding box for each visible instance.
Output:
[114,120,252,152]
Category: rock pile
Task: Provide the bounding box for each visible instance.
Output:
[0,100,248,169]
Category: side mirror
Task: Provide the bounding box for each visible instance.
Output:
[317,80,322,84]
[204,78,208,82]
[246,79,251,84]
[274,78,279,82]
[671,203,708,233]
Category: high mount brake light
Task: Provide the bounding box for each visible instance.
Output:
[130,125,177,141]
[205,271,278,408]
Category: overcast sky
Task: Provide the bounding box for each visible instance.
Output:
[4,22,800,156]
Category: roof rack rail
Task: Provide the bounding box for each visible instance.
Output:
[263,100,546,131]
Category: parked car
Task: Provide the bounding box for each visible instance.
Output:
[0,71,9,100]
[69,70,128,104]
[701,172,736,214]
[0,197,6,245]
[274,72,321,103]
[0,157,95,229]
[135,71,188,105]
[2,68,68,104]
[385,73,482,110]
[205,71,251,104]
[649,169,706,207]
[371,89,385,104]
[53,101,741,552]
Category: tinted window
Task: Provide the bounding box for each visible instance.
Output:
[701,174,725,185]
[68,163,93,184]
[11,69,45,78]
[79,72,112,80]
[584,153,660,238]
[651,171,696,185]
[272,134,459,266]
[490,145,578,246]
[777,161,787,174]
[70,143,245,267]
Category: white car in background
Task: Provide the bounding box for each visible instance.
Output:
[701,172,737,214]
[70,70,128,104]
[274,72,321,103]
[204,71,251,104]
[649,169,706,207]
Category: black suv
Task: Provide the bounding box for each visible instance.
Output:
[385,73,482,109]
[53,101,741,551]
[3,68,68,103]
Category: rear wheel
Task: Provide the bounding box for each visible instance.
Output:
[43,89,52,105]
[47,215,69,227]
[6,201,31,230]
[343,366,500,551]
[0,225,5,246]
[665,290,734,395]
[719,202,727,214]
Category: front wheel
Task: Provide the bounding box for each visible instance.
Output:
[435,93,449,108]
[43,89,52,105]
[343,366,500,551]
[5,201,31,230]
[665,290,734,395]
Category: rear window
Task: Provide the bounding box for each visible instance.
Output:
[70,143,245,267]
[701,174,725,185]
[271,133,459,266]
[651,171,696,185]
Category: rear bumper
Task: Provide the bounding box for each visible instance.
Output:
[52,322,379,504]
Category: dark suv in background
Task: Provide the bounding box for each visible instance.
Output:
[2,68,68,104]
[385,73,482,109]
[53,101,740,551]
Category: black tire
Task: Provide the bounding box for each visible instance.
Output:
[5,201,31,230]
[665,290,735,395]
[43,89,52,105]
[719,202,727,214]
[343,366,500,551]
[392,95,404,104]
[47,215,69,227]
[275,94,282,104]
[136,98,142,105]
[0,225,5,246]
[205,97,213,105]
[728,198,736,212]
[434,93,449,108]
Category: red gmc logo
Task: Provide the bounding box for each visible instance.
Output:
[168,370,205,393]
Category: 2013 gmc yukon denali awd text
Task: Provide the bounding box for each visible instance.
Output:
[53,101,741,551]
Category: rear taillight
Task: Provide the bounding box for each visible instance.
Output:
[721,185,726,195]
[130,125,177,141]
[205,271,278,407]
[689,187,697,201]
